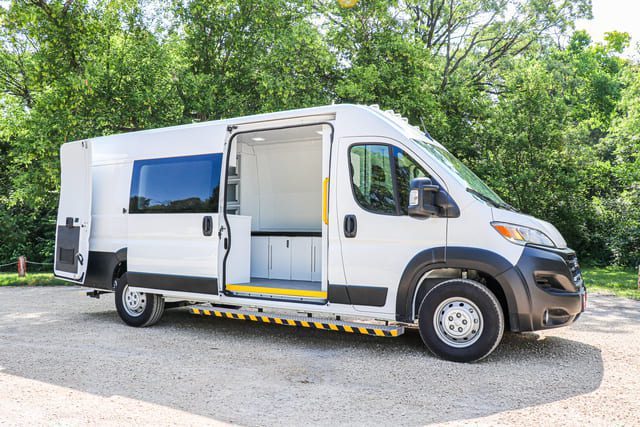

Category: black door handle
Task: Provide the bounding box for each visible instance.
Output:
[202,216,213,236]
[344,214,357,238]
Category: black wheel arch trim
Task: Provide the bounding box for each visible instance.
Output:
[396,246,529,331]
[83,248,127,290]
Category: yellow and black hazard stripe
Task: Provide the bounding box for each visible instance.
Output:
[191,308,401,337]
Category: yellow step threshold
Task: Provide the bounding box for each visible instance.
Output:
[225,283,327,299]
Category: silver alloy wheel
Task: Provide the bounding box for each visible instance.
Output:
[123,285,147,317]
[433,297,483,348]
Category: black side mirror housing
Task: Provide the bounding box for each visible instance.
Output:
[408,177,440,217]
[408,177,461,218]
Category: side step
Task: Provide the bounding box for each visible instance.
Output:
[190,305,404,337]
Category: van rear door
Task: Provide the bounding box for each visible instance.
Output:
[54,140,92,282]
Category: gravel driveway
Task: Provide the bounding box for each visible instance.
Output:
[0,286,638,426]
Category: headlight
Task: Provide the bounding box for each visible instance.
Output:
[491,222,555,247]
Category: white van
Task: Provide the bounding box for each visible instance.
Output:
[54,104,586,362]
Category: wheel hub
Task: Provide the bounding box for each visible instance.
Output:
[123,285,147,317]
[434,297,483,348]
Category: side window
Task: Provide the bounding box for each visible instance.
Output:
[349,145,397,214]
[394,147,429,214]
[129,153,222,214]
[349,144,430,215]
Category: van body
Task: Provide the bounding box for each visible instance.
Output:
[54,104,586,362]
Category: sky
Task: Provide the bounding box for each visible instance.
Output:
[576,0,640,57]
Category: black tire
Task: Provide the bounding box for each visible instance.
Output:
[114,277,165,327]
[418,279,504,363]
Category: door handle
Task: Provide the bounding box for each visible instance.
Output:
[344,214,357,238]
[202,216,213,236]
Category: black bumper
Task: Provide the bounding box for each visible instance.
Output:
[500,245,586,332]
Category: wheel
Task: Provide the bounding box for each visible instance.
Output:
[114,277,165,327]
[418,279,504,363]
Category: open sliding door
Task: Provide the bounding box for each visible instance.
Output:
[219,118,335,301]
[54,140,93,282]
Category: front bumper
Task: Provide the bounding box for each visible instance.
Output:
[506,245,586,332]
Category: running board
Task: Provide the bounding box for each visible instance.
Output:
[190,305,404,337]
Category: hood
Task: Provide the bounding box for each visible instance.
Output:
[491,208,568,249]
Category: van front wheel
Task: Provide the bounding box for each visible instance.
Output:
[114,279,165,327]
[418,279,504,363]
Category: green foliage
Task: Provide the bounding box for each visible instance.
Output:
[582,266,640,300]
[0,0,638,268]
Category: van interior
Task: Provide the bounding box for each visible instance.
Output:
[224,125,326,301]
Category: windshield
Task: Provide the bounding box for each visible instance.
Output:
[413,139,507,208]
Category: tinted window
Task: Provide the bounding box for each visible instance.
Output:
[394,147,429,214]
[349,144,431,215]
[129,154,222,214]
[349,145,397,214]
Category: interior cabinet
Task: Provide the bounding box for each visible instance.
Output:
[250,236,269,279]
[268,236,291,280]
[311,237,322,282]
[291,237,312,281]
[250,235,322,282]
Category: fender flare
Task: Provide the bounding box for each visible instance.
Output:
[395,246,529,331]
[84,248,127,291]
[115,247,127,263]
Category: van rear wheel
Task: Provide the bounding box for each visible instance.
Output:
[418,279,504,363]
[114,278,165,327]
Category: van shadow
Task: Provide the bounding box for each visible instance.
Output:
[1,304,604,426]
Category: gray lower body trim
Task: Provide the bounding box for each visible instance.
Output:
[328,284,388,307]
[127,272,218,295]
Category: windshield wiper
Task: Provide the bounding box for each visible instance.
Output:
[466,188,500,208]
[466,187,517,211]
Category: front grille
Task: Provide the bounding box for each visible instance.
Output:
[567,254,582,285]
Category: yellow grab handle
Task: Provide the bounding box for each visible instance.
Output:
[322,177,329,225]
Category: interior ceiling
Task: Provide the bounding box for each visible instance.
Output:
[237,125,324,145]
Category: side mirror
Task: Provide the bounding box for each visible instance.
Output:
[408,177,461,218]
[408,177,440,217]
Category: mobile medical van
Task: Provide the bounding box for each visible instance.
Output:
[54,104,586,362]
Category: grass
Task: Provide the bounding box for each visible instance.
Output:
[582,266,640,300]
[0,272,69,287]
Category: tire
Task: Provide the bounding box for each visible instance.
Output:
[114,277,165,327]
[418,278,504,363]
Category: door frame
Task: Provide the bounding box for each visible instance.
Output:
[218,121,335,295]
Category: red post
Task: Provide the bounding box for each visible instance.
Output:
[17,256,26,278]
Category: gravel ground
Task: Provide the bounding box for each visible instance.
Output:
[0,286,638,426]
